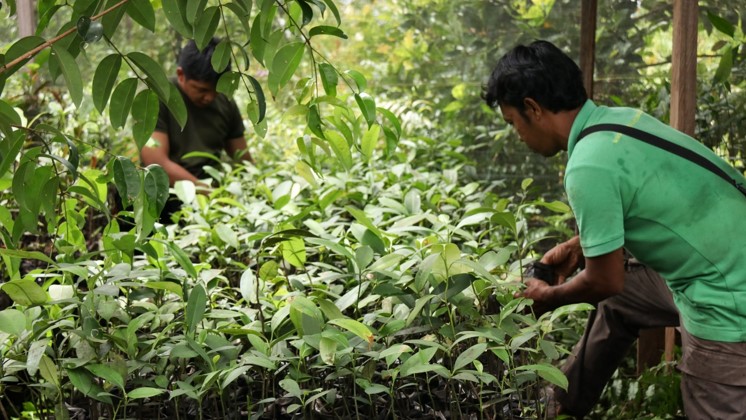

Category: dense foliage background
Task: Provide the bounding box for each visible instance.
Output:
[0,0,744,418]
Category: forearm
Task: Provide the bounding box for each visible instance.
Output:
[544,268,619,307]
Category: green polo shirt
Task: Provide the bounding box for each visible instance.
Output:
[565,100,746,342]
[155,79,245,178]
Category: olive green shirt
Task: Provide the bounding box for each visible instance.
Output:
[155,79,244,178]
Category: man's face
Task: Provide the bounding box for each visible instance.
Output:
[499,104,559,157]
[177,68,217,107]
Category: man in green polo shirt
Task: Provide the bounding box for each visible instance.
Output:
[141,37,254,220]
[483,40,746,418]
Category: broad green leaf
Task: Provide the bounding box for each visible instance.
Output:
[268,42,305,95]
[379,344,412,367]
[101,0,127,38]
[318,63,338,96]
[344,206,384,239]
[86,364,125,390]
[66,368,112,404]
[378,107,402,137]
[308,25,348,39]
[707,11,735,37]
[321,0,341,25]
[282,237,306,269]
[405,294,435,326]
[213,72,241,96]
[211,39,232,73]
[521,178,534,190]
[215,223,239,248]
[109,78,138,129]
[240,267,258,304]
[166,83,188,129]
[221,366,251,390]
[714,47,733,84]
[247,76,266,123]
[324,130,352,170]
[295,160,317,186]
[39,355,60,388]
[361,123,380,162]
[279,378,303,399]
[354,93,376,127]
[515,364,568,390]
[164,240,198,279]
[368,253,404,272]
[131,89,160,150]
[186,0,208,24]
[51,46,82,107]
[92,54,122,113]
[143,165,169,217]
[453,343,487,372]
[345,69,367,92]
[128,387,166,399]
[127,52,170,101]
[328,318,374,344]
[2,279,48,306]
[144,281,183,298]
[319,336,336,365]
[3,36,45,75]
[0,309,26,335]
[126,0,156,32]
[316,298,343,321]
[174,180,196,204]
[355,245,374,270]
[0,248,55,265]
[161,0,193,38]
[185,284,207,334]
[491,211,517,233]
[113,156,140,206]
[194,6,220,51]
[534,200,571,214]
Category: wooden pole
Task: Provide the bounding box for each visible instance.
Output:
[666,0,698,363]
[17,0,37,37]
[579,0,597,99]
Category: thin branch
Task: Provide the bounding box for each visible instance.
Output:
[0,0,130,76]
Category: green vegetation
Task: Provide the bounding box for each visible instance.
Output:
[0,0,743,418]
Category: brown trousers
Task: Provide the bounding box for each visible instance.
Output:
[555,264,746,418]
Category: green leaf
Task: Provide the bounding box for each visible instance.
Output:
[279,378,303,399]
[319,336,336,364]
[360,123,380,162]
[355,245,374,270]
[113,156,140,206]
[161,0,193,38]
[707,11,735,37]
[211,39,232,73]
[51,45,83,107]
[127,52,171,101]
[186,0,208,25]
[2,279,48,306]
[328,318,374,344]
[515,363,568,390]
[309,25,348,39]
[128,387,166,399]
[163,240,198,279]
[354,93,376,127]
[213,72,241,96]
[109,78,138,129]
[534,200,571,213]
[126,0,156,32]
[194,6,220,51]
[215,223,239,248]
[92,54,122,113]
[321,0,341,25]
[143,164,169,216]
[39,355,60,388]
[166,83,188,129]
[324,130,352,170]
[0,309,26,335]
[318,62,338,97]
[714,47,733,84]
[67,368,112,404]
[3,36,45,76]
[131,89,160,150]
[185,284,207,334]
[247,75,266,123]
[86,364,125,390]
[268,42,305,95]
[282,237,306,269]
[345,69,367,92]
[101,0,127,38]
[453,343,487,372]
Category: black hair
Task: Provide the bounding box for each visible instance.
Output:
[483,40,587,113]
[177,37,229,85]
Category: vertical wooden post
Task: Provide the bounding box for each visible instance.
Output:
[666,0,698,363]
[17,0,37,37]
[579,0,597,99]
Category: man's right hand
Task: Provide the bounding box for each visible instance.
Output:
[540,235,583,284]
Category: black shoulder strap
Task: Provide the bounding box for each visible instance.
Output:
[577,123,746,197]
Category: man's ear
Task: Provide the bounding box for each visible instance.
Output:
[523,98,543,118]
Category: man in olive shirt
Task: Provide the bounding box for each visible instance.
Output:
[483,40,746,418]
[141,38,254,201]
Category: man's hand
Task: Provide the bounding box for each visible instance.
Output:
[540,235,583,284]
[519,278,555,315]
